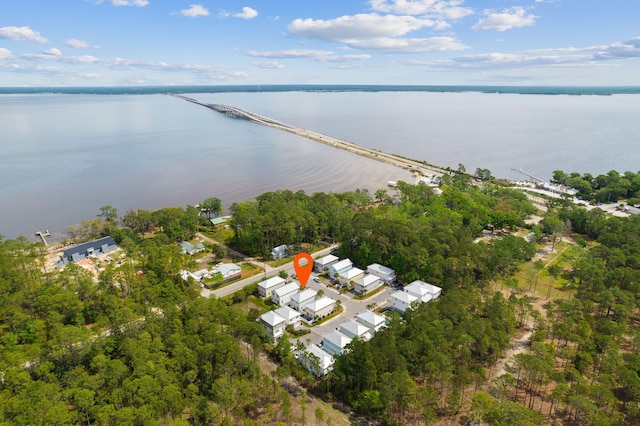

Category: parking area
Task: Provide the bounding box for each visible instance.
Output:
[291,273,394,347]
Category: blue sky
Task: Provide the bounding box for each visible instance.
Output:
[1,0,639,86]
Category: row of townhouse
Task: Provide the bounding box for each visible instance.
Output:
[260,294,339,341]
[314,254,396,295]
[390,280,442,314]
[299,309,387,376]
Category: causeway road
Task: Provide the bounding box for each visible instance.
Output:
[174,95,448,179]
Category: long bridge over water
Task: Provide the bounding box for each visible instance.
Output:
[174,95,449,179]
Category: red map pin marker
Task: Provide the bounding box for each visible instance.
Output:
[294,252,313,289]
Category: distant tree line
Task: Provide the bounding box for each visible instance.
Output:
[552,169,640,204]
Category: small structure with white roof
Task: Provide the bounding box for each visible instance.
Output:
[300,344,334,377]
[354,273,382,295]
[355,310,386,333]
[257,276,286,298]
[338,267,365,286]
[289,288,318,312]
[367,263,396,283]
[259,311,286,341]
[322,331,353,357]
[214,263,241,280]
[304,296,336,322]
[339,319,373,341]
[406,280,442,300]
[314,254,339,273]
[274,306,301,329]
[328,259,353,278]
[272,282,300,307]
[391,290,418,314]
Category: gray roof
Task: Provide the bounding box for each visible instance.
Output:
[62,236,115,258]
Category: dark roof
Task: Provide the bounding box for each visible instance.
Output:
[63,236,116,258]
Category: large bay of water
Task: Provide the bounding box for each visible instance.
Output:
[1,90,638,240]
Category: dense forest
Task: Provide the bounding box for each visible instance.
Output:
[1,170,639,425]
[551,169,640,204]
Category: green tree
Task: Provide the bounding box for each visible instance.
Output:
[200,197,223,219]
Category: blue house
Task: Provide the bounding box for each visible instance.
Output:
[58,236,117,265]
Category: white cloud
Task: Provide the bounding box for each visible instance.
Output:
[288,14,466,53]
[0,48,14,60]
[23,53,101,64]
[180,4,209,18]
[0,26,49,43]
[112,0,149,6]
[43,48,62,56]
[416,37,640,70]
[369,0,473,20]
[252,61,285,69]
[246,49,372,62]
[289,14,434,40]
[349,36,466,52]
[66,38,99,48]
[234,7,258,20]
[472,7,537,32]
[221,6,258,20]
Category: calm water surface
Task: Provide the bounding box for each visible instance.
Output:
[1,91,638,240]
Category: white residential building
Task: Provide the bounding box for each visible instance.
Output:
[328,259,353,278]
[404,282,434,303]
[322,331,353,357]
[215,263,241,279]
[353,273,382,295]
[289,289,318,312]
[355,310,386,333]
[391,290,418,314]
[274,306,301,329]
[272,282,300,307]
[367,263,396,283]
[300,344,334,377]
[304,296,336,321]
[179,270,200,282]
[338,267,365,286]
[339,319,373,341]
[314,254,339,273]
[257,276,286,298]
[407,280,442,300]
[260,311,286,341]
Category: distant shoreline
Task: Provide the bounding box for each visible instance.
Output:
[1,84,640,96]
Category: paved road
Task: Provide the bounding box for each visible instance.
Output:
[201,245,338,299]
[296,282,394,347]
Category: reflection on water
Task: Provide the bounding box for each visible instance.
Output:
[1,91,638,240]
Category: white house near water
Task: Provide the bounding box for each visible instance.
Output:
[272,282,300,307]
[258,276,286,298]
